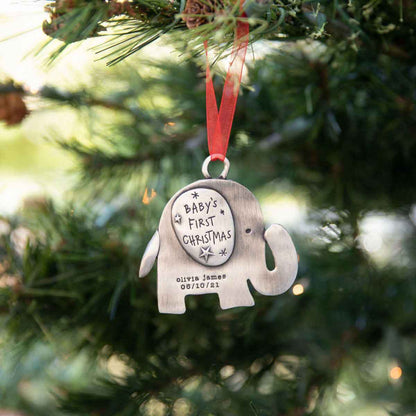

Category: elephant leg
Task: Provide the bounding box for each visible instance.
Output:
[218,283,254,310]
[158,283,186,314]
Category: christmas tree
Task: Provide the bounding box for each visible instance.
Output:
[0,0,416,415]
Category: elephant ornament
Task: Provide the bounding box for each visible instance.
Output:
[139,173,298,314]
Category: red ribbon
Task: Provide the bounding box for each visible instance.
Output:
[204,19,249,162]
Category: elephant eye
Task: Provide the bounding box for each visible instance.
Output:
[245,228,252,234]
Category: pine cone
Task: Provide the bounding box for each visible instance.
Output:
[42,16,65,37]
[44,0,77,15]
[183,0,224,29]
[43,0,104,42]
[108,1,138,18]
[0,93,29,126]
[55,0,76,12]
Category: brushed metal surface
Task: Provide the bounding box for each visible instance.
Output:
[139,178,298,314]
[171,187,235,266]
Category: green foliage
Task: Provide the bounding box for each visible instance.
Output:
[238,43,416,210]
[0,0,416,415]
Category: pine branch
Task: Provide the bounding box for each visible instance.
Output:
[0,81,138,116]
[38,0,416,65]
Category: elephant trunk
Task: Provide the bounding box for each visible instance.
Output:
[250,224,298,296]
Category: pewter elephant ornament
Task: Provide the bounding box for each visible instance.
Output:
[139,178,298,314]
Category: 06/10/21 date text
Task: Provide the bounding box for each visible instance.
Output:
[176,273,227,291]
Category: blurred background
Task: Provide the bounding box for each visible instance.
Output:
[0,0,415,415]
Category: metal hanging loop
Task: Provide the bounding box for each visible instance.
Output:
[202,156,230,179]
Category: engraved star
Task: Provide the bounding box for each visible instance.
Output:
[219,248,227,256]
[192,191,199,199]
[220,209,225,215]
[199,246,214,263]
[174,213,182,224]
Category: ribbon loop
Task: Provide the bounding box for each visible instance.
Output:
[205,20,249,161]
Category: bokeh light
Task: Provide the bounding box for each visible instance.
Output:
[292,283,304,296]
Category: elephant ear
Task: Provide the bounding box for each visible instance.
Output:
[139,231,160,278]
